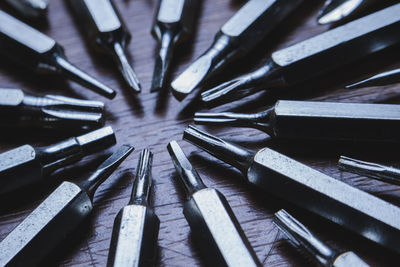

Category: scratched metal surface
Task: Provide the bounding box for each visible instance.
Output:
[0,0,400,266]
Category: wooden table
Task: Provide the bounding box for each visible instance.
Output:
[1,0,400,266]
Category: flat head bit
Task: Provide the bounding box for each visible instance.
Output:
[5,0,49,18]
[346,67,400,89]
[317,0,377,24]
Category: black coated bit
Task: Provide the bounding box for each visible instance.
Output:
[171,0,304,101]
[200,3,400,107]
[167,141,261,267]
[195,100,400,142]
[107,149,160,267]
[68,0,141,93]
[5,0,49,18]
[0,10,116,99]
[346,67,400,89]
[339,156,400,186]
[150,0,200,92]
[183,126,400,253]
[0,145,133,267]
[0,126,116,196]
[0,88,104,130]
[274,209,370,267]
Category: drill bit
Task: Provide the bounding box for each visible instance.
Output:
[0,145,133,267]
[0,10,116,99]
[68,0,141,93]
[346,67,400,89]
[167,141,261,267]
[0,126,116,196]
[170,0,304,101]
[200,3,400,107]
[339,156,400,186]
[195,100,400,142]
[107,149,160,267]
[150,0,200,92]
[274,209,370,267]
[183,126,400,253]
[0,88,105,130]
[5,0,49,18]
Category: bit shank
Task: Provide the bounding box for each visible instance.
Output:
[346,67,400,89]
[0,145,133,267]
[183,126,400,253]
[5,0,49,18]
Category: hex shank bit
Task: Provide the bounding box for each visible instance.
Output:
[0,10,116,99]
[183,126,400,253]
[0,126,116,195]
[167,141,261,267]
[274,209,369,267]
[5,0,49,18]
[200,3,400,106]
[0,145,134,267]
[171,0,304,100]
[346,67,400,89]
[195,100,400,142]
[107,149,160,267]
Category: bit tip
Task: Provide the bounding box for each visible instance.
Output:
[317,0,362,24]
[200,78,247,107]
[113,42,141,93]
[130,149,154,205]
[194,111,238,125]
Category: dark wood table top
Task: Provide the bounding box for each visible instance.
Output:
[1,0,400,266]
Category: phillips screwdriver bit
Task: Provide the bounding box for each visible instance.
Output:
[0,145,133,267]
[183,126,400,253]
[346,67,400,89]
[5,0,49,18]
[195,100,400,142]
[167,141,261,267]
[339,156,400,186]
[0,10,116,99]
[150,0,201,92]
[200,3,400,107]
[274,209,370,267]
[0,88,105,130]
[0,126,116,196]
[68,0,141,93]
[107,149,160,267]
[171,0,304,101]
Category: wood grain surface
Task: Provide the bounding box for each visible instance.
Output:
[1,0,400,266]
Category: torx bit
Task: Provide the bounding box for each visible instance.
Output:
[183,126,400,253]
[167,141,261,267]
[170,0,304,101]
[0,10,116,99]
[0,88,105,130]
[107,149,160,267]
[0,145,133,267]
[150,0,200,92]
[274,209,370,267]
[346,67,400,89]
[5,0,49,18]
[68,0,141,93]
[195,100,400,142]
[339,156,400,186]
[0,126,116,196]
[200,3,400,107]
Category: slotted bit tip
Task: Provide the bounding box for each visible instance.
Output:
[113,42,141,93]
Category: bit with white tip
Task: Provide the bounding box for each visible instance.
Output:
[346,67,400,89]
[5,0,49,18]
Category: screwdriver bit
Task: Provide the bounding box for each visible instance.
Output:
[0,145,133,267]
[0,126,116,196]
[339,156,400,186]
[0,10,116,99]
[346,67,400,89]
[171,0,304,101]
[200,3,400,107]
[195,100,400,142]
[0,88,104,130]
[167,141,261,267]
[150,0,200,92]
[68,0,141,93]
[107,149,160,267]
[274,209,370,267]
[5,0,49,18]
[183,126,400,253]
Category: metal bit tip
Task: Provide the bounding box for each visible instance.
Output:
[151,32,175,92]
[130,149,153,205]
[346,68,400,89]
[113,42,141,93]
[200,78,249,107]
[317,0,362,24]
[194,111,241,125]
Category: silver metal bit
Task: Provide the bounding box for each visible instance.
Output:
[200,4,400,106]
[5,0,49,18]
[0,10,116,99]
[68,0,141,93]
[0,145,133,267]
[274,209,370,267]
[170,0,304,101]
[339,156,400,186]
[167,141,261,267]
[183,126,400,253]
[346,67,400,89]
